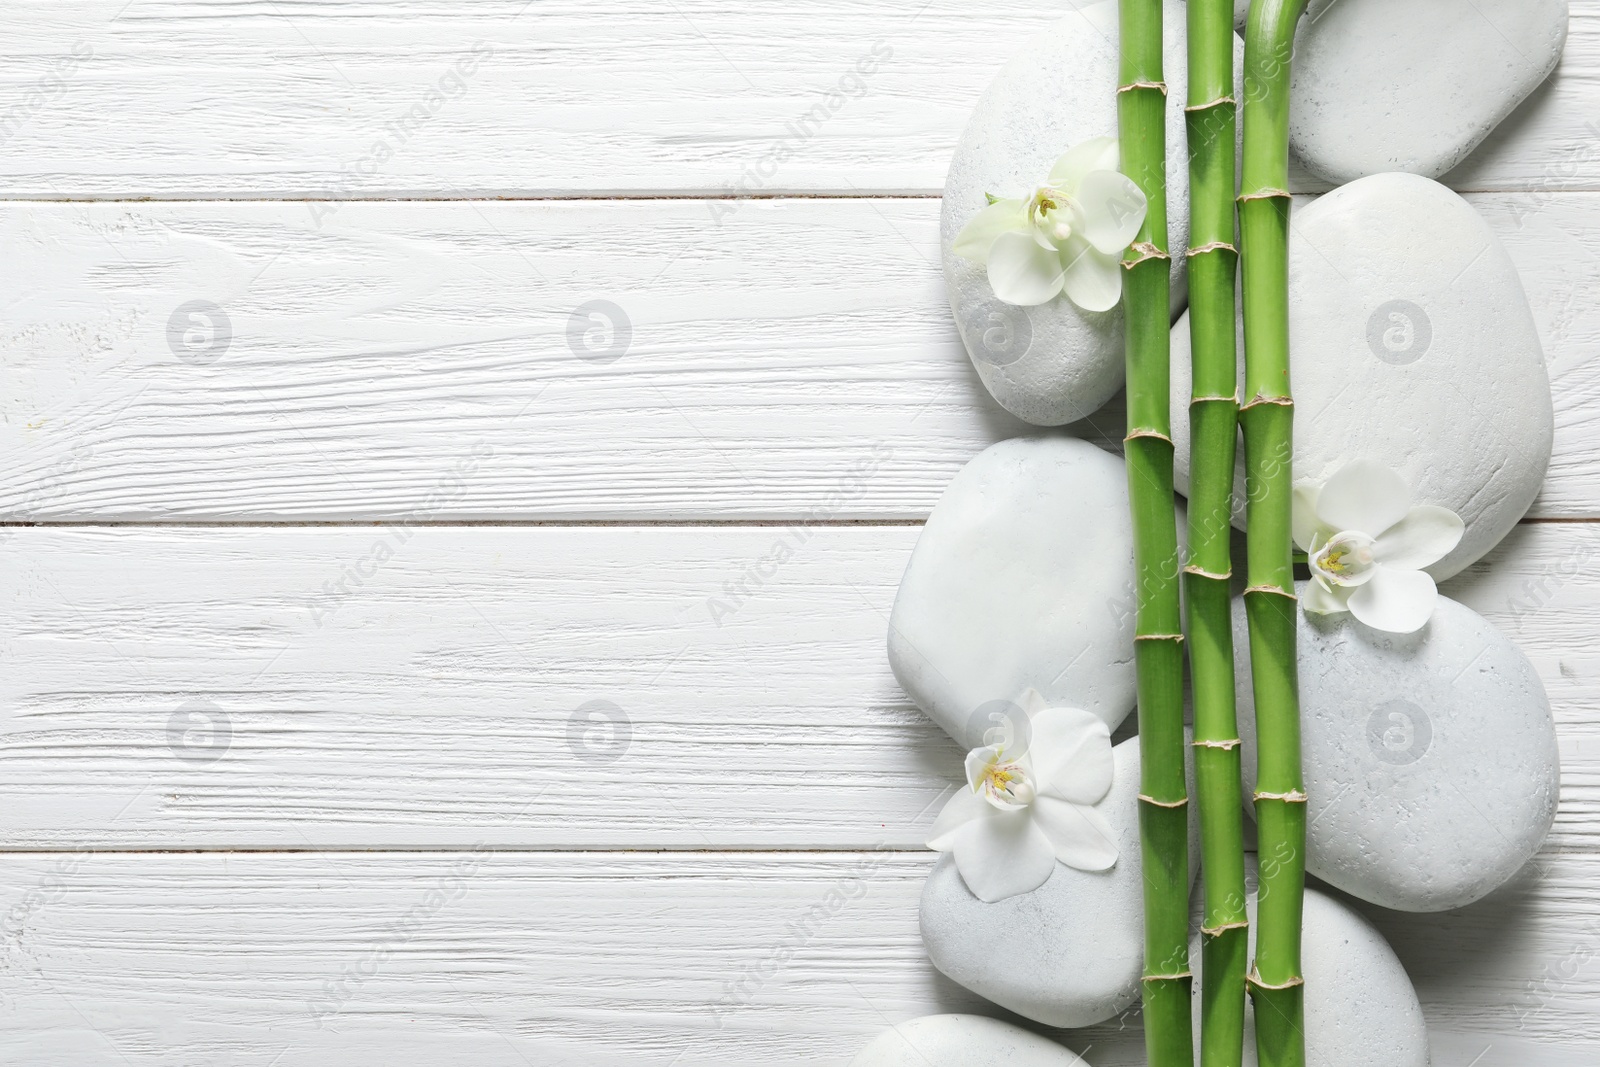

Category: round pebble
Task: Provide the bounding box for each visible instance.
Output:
[1170,172,1553,580]
[921,735,1199,1027]
[888,437,1143,745]
[1234,587,1560,912]
[1189,865,1430,1066]
[943,0,1242,426]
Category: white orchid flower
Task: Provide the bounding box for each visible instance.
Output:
[1293,459,1465,634]
[952,136,1148,312]
[927,689,1118,903]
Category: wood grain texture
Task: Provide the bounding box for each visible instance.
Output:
[1,0,1598,198]
[0,522,1595,852]
[1,849,1596,1065]
[1,192,1597,520]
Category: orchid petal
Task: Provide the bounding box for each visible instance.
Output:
[1348,567,1438,634]
[926,786,995,851]
[1059,238,1123,313]
[1031,796,1119,871]
[987,230,1067,306]
[1373,505,1465,571]
[1048,135,1119,191]
[1292,481,1324,552]
[1018,688,1050,719]
[948,809,1059,902]
[1075,169,1147,255]
[952,199,1028,263]
[1314,460,1412,536]
[1302,577,1352,615]
[1030,708,1113,806]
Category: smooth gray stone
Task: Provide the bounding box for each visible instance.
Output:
[1189,862,1430,1066]
[942,0,1243,426]
[1170,173,1552,581]
[1288,0,1568,184]
[921,735,1199,1027]
[889,437,1141,745]
[849,1015,1091,1067]
[1234,587,1559,912]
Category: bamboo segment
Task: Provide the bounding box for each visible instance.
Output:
[1118,2,1192,1065]
[1185,1,1247,1065]
[1239,3,1309,1067]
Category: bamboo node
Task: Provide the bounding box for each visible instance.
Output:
[1183,95,1236,112]
[1124,428,1174,446]
[1142,971,1194,982]
[1254,789,1309,804]
[1138,794,1189,809]
[1117,80,1168,95]
[1248,973,1306,991]
[1202,920,1249,936]
[1186,240,1237,257]
[1237,188,1292,202]
[1190,393,1239,404]
[1134,632,1185,644]
[1192,738,1242,750]
[1122,242,1170,267]
[1244,584,1298,602]
[1182,564,1231,581]
[1239,394,1294,412]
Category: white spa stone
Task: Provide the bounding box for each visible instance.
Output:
[1170,172,1552,581]
[942,0,1243,426]
[1189,865,1430,1067]
[921,735,1199,1027]
[1287,0,1568,184]
[889,437,1142,745]
[849,1014,1091,1067]
[1234,587,1559,913]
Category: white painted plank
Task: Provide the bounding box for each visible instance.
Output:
[0,849,1595,1065]
[1,523,1596,851]
[2,193,1597,520]
[2,0,1598,198]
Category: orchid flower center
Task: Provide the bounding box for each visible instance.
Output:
[966,745,1038,811]
[1027,186,1081,245]
[1311,530,1378,587]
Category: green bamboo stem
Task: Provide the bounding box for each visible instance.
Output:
[1118,3,1191,1065]
[1185,1,1247,1065]
[1240,3,1309,1067]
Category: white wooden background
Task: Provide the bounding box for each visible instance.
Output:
[0,2,1597,1064]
